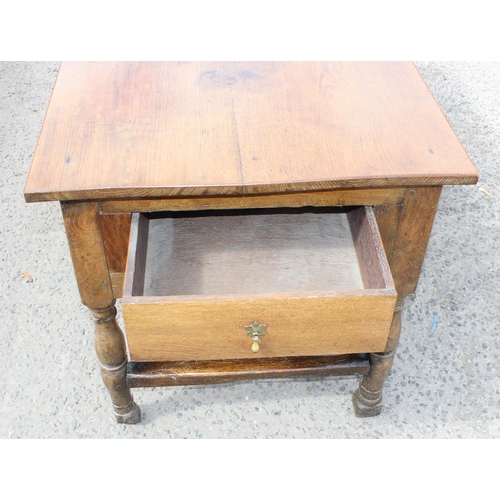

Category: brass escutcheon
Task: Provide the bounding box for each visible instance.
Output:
[245,320,268,353]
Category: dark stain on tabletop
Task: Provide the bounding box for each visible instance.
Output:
[200,69,261,86]
[201,70,238,85]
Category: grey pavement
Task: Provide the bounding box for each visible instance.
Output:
[1,61,499,438]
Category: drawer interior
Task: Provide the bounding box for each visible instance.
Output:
[124,207,394,299]
[122,206,396,361]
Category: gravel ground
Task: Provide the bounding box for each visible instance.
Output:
[1,61,499,439]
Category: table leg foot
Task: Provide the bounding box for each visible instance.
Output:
[352,296,404,417]
[114,400,142,424]
[352,351,394,417]
[352,393,382,417]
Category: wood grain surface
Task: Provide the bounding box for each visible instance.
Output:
[100,214,131,274]
[61,201,114,309]
[99,188,407,214]
[25,62,478,203]
[100,213,132,297]
[121,206,396,362]
[126,355,371,387]
[386,186,443,296]
[61,201,140,422]
[141,211,364,296]
[347,206,394,290]
[122,293,396,361]
[102,189,407,298]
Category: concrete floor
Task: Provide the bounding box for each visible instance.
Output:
[1,61,499,438]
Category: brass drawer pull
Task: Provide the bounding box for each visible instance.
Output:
[245,321,268,353]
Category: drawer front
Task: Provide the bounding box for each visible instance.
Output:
[122,292,396,362]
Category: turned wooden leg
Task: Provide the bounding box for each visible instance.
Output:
[92,304,141,423]
[353,297,404,417]
[352,187,442,417]
[62,201,140,424]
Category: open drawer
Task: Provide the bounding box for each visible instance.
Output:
[122,207,397,362]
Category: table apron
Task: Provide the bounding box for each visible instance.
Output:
[98,188,408,215]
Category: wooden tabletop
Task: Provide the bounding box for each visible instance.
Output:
[24,62,478,203]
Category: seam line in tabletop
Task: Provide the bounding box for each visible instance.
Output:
[231,95,246,194]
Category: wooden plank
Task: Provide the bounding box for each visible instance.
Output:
[123,213,149,298]
[100,212,131,298]
[126,355,371,388]
[122,292,396,361]
[100,213,132,274]
[61,201,114,308]
[387,187,442,297]
[25,62,478,203]
[99,188,407,214]
[347,207,395,290]
[236,62,478,193]
[374,204,402,263]
[25,62,244,203]
[139,211,364,297]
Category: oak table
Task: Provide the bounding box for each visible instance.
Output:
[24,62,478,423]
